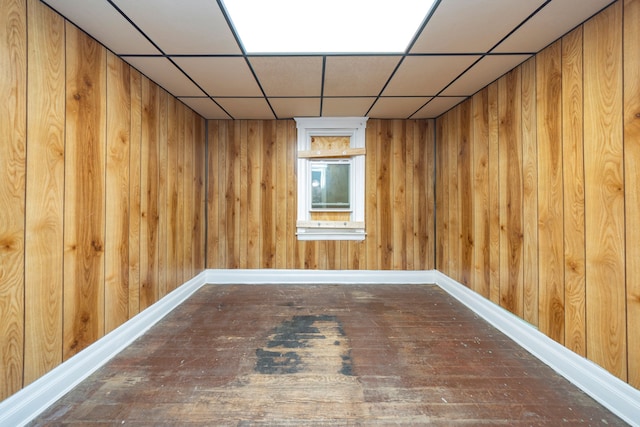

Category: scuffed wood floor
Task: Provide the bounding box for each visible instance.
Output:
[31,284,625,426]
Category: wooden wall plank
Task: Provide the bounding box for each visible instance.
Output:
[183,108,195,278]
[63,23,106,359]
[0,0,26,401]
[275,121,288,268]
[623,0,640,389]
[24,0,64,386]
[405,121,416,270]
[365,122,379,270]
[175,103,185,281]
[391,120,407,270]
[247,121,261,268]
[435,117,447,272]
[104,52,130,333]
[157,89,168,298]
[206,120,219,268]
[487,82,501,305]
[472,88,490,298]
[194,115,206,272]
[447,109,460,280]
[226,121,241,268]
[583,1,626,380]
[261,121,276,268]
[521,57,539,327]
[422,120,435,270]
[166,96,179,289]
[537,42,565,342]
[139,76,159,311]
[498,67,524,317]
[458,100,473,287]
[128,69,142,318]
[561,26,586,357]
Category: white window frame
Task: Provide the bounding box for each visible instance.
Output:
[295,117,367,241]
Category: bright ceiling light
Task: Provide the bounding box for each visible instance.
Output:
[222,0,436,54]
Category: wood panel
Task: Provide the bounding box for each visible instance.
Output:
[536,42,564,342]
[140,76,159,311]
[183,108,195,278]
[1,0,207,397]
[207,119,435,271]
[447,110,459,280]
[521,57,538,327]
[458,100,473,287]
[63,23,107,359]
[435,0,638,390]
[583,1,626,381]
[24,0,64,386]
[623,0,640,389]
[166,96,179,291]
[105,52,131,333]
[561,26,586,357]
[0,0,26,401]
[498,67,524,317]
[472,88,490,298]
[128,68,142,318]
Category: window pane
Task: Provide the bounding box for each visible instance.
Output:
[311,161,350,210]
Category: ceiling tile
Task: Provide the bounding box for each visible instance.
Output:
[42,0,160,54]
[441,55,531,96]
[111,0,241,54]
[383,56,480,96]
[124,57,204,97]
[411,0,546,53]
[173,57,262,97]
[178,97,231,120]
[493,0,615,53]
[269,98,320,119]
[324,56,402,96]
[215,98,276,120]
[249,57,323,97]
[368,97,432,119]
[322,98,376,117]
[411,97,466,119]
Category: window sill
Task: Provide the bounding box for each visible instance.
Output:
[296,221,365,241]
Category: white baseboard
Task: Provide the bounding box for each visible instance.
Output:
[0,271,208,427]
[432,271,640,426]
[2,269,638,426]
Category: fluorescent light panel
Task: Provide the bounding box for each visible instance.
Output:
[222,0,436,53]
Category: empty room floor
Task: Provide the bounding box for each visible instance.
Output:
[31,284,625,425]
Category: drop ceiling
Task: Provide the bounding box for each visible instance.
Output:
[41,0,615,120]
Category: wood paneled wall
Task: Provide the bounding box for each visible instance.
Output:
[0,0,206,400]
[435,0,640,388]
[207,119,435,271]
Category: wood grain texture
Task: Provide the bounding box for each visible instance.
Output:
[536,42,564,342]
[472,88,490,298]
[166,96,179,291]
[583,1,627,381]
[63,23,106,360]
[128,68,142,318]
[521,57,538,327]
[447,110,460,281]
[623,0,640,389]
[24,0,64,386]
[157,89,168,299]
[139,76,159,311]
[487,82,501,305]
[435,116,448,273]
[458,100,473,287]
[498,67,524,317]
[561,26,586,357]
[105,52,130,333]
[0,0,26,401]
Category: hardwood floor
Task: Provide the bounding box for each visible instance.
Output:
[31,284,625,425]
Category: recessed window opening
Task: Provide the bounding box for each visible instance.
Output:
[221,0,437,53]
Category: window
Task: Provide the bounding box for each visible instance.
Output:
[310,159,351,211]
[295,117,367,240]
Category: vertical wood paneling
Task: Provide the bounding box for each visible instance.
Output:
[487,82,501,305]
[105,52,130,333]
[435,116,448,273]
[157,90,168,298]
[521,57,538,327]
[275,121,288,268]
[472,88,490,298]
[458,100,473,287]
[447,110,459,280]
[183,108,194,278]
[140,76,159,311]
[166,96,179,290]
[536,42,564,342]
[378,121,393,269]
[583,1,626,381]
[261,121,276,268]
[128,69,142,318]
[63,23,106,359]
[561,26,586,357]
[175,103,186,281]
[498,68,524,317]
[24,0,64,386]
[391,120,407,270]
[2,2,206,396]
[624,0,640,389]
[365,122,379,270]
[0,0,26,401]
